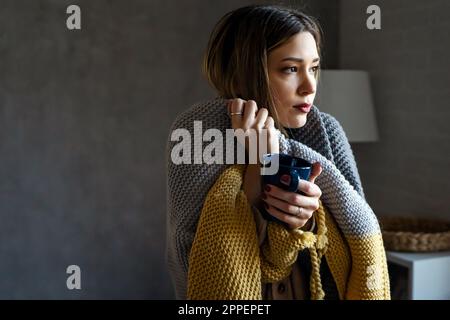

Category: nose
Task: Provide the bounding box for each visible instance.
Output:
[297,73,316,96]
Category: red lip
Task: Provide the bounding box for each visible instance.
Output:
[294,103,312,113]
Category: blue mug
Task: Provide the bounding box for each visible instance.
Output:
[260,153,312,221]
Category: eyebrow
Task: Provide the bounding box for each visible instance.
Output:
[281,57,320,63]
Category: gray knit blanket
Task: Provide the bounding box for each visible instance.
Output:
[166,97,380,299]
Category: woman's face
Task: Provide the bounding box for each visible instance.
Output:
[267,32,320,128]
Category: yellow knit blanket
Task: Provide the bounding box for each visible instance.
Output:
[187,165,390,300]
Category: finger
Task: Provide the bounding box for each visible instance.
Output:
[254,108,269,129]
[242,100,258,130]
[263,203,309,229]
[309,162,323,184]
[276,174,321,198]
[262,193,313,219]
[265,116,279,154]
[264,116,275,129]
[230,98,245,130]
[264,184,318,209]
[230,98,245,114]
[297,179,322,197]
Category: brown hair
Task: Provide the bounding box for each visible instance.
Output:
[203,4,323,131]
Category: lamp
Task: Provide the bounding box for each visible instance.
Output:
[315,70,379,142]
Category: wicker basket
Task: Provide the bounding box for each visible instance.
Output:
[379,216,450,252]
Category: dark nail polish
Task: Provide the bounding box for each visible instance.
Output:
[264,185,271,192]
[264,203,269,209]
[261,193,267,200]
[280,175,290,185]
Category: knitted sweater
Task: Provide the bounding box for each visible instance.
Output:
[188,165,331,300]
[187,165,389,299]
[166,97,389,299]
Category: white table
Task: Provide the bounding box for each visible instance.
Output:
[386,250,450,300]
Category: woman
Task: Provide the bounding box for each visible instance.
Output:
[166,4,390,300]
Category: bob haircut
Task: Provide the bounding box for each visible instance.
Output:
[203,4,323,130]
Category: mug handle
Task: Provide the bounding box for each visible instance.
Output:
[287,169,300,192]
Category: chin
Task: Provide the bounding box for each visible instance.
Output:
[281,116,307,129]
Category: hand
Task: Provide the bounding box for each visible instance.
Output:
[262,162,323,230]
[228,98,279,162]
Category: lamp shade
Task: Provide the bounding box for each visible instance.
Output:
[315,70,379,142]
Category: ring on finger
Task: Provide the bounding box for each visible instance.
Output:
[295,206,303,217]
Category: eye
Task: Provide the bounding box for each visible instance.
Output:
[283,66,298,73]
[310,65,320,74]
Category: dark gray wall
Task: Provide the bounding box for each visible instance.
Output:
[6,0,448,300]
[0,0,251,299]
[295,0,340,68]
[0,0,339,299]
[339,0,450,220]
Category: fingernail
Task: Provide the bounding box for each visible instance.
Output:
[263,203,269,210]
[280,175,290,185]
[261,193,267,200]
[264,185,271,192]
